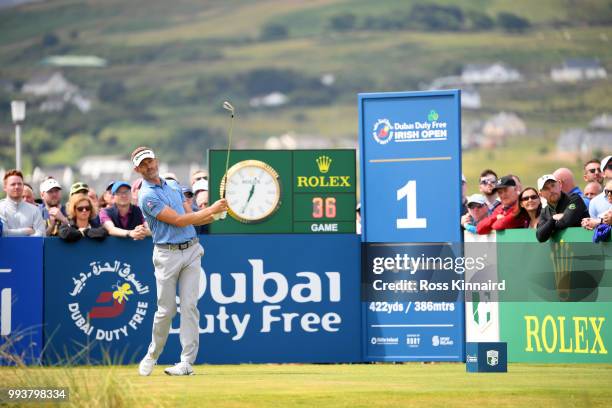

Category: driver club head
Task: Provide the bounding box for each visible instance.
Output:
[223,101,235,117]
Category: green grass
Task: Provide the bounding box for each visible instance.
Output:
[0,363,611,407]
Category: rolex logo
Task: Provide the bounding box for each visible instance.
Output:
[316,156,332,173]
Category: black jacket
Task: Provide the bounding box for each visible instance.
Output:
[536,191,589,242]
[59,217,108,243]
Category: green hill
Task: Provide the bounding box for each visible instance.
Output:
[0,0,610,185]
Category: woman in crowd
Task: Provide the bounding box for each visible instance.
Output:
[518,187,542,229]
[59,193,108,242]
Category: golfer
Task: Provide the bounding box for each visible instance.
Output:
[133,146,228,376]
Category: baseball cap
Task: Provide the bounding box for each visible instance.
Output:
[181,185,193,196]
[70,182,89,196]
[537,174,558,191]
[601,155,612,171]
[40,178,61,193]
[466,194,486,206]
[111,181,131,195]
[161,172,178,182]
[132,149,155,167]
[192,179,209,194]
[106,180,115,192]
[492,175,516,192]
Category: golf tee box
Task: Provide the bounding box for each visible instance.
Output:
[466,342,507,373]
[208,149,356,234]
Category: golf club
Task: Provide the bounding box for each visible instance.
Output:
[216,100,235,220]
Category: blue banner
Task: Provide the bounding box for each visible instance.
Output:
[44,235,361,365]
[0,237,43,365]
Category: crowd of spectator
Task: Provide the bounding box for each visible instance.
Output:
[0,167,211,243]
[461,155,612,242]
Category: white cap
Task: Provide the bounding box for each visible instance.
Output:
[160,172,178,182]
[40,178,62,193]
[537,174,558,191]
[132,149,155,167]
[192,179,209,194]
[601,155,611,172]
[466,193,486,206]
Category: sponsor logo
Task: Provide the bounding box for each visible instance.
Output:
[427,110,439,122]
[432,335,454,347]
[67,260,150,342]
[371,336,399,345]
[406,334,420,348]
[486,350,499,366]
[466,354,478,363]
[568,203,576,210]
[316,155,332,174]
[524,314,607,354]
[372,119,393,144]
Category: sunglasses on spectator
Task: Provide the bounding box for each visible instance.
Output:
[521,194,539,202]
[467,203,485,209]
[605,189,612,196]
[479,178,496,185]
[194,176,206,181]
[607,163,612,170]
[587,168,601,174]
[76,206,91,212]
[184,192,194,199]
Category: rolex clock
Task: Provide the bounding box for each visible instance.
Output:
[220,159,282,223]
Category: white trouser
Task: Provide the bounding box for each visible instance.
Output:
[146,243,203,364]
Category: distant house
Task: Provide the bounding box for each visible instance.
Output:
[249,92,288,108]
[482,112,526,138]
[461,88,481,109]
[557,128,611,154]
[589,113,612,129]
[462,62,522,84]
[551,59,607,82]
[22,72,77,96]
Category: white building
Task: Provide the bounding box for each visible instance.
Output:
[551,59,607,82]
[22,72,77,96]
[462,62,522,84]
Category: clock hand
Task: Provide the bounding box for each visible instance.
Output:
[241,183,256,213]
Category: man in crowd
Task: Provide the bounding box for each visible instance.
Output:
[477,176,528,234]
[461,194,489,234]
[584,182,602,200]
[0,169,45,236]
[190,169,207,187]
[132,146,227,376]
[22,183,36,204]
[536,174,589,242]
[588,156,612,220]
[100,181,151,240]
[583,159,603,185]
[39,177,68,236]
[478,169,500,212]
[193,179,209,234]
[553,167,588,205]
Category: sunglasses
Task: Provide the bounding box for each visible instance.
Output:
[184,192,194,199]
[76,206,91,212]
[467,203,485,209]
[587,168,601,174]
[194,176,207,181]
[521,194,539,202]
[479,178,496,185]
[607,163,612,170]
[605,189,612,196]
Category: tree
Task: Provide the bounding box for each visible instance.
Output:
[329,13,357,31]
[260,23,289,41]
[98,81,126,103]
[466,11,495,30]
[497,12,530,32]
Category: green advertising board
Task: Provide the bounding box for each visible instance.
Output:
[208,149,356,234]
[496,228,612,363]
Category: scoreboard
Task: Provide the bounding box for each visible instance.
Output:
[208,149,356,234]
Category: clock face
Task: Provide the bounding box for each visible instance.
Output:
[221,160,281,223]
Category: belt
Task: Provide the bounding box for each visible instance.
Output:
[155,237,198,251]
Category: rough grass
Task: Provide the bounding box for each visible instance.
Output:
[0,363,611,408]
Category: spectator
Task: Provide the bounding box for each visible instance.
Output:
[160,172,178,183]
[23,183,36,204]
[461,194,489,234]
[193,179,209,234]
[478,169,500,211]
[70,182,89,197]
[518,187,542,229]
[182,185,194,209]
[100,181,150,240]
[582,180,612,230]
[190,169,208,186]
[536,174,589,242]
[39,177,69,236]
[0,169,45,236]
[553,167,588,206]
[131,178,143,205]
[588,156,612,220]
[59,193,107,242]
[583,159,603,185]
[100,181,115,209]
[477,176,528,235]
[584,182,602,200]
[508,174,522,192]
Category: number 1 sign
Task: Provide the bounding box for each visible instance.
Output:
[358,90,462,243]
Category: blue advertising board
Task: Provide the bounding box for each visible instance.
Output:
[0,237,43,365]
[358,90,462,243]
[358,90,464,362]
[44,235,361,365]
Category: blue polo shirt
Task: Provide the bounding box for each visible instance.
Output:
[139,177,196,244]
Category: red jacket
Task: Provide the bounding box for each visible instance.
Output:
[476,202,529,235]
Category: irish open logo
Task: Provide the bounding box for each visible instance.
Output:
[372,119,393,144]
[67,261,150,342]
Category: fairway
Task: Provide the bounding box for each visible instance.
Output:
[1,363,611,407]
